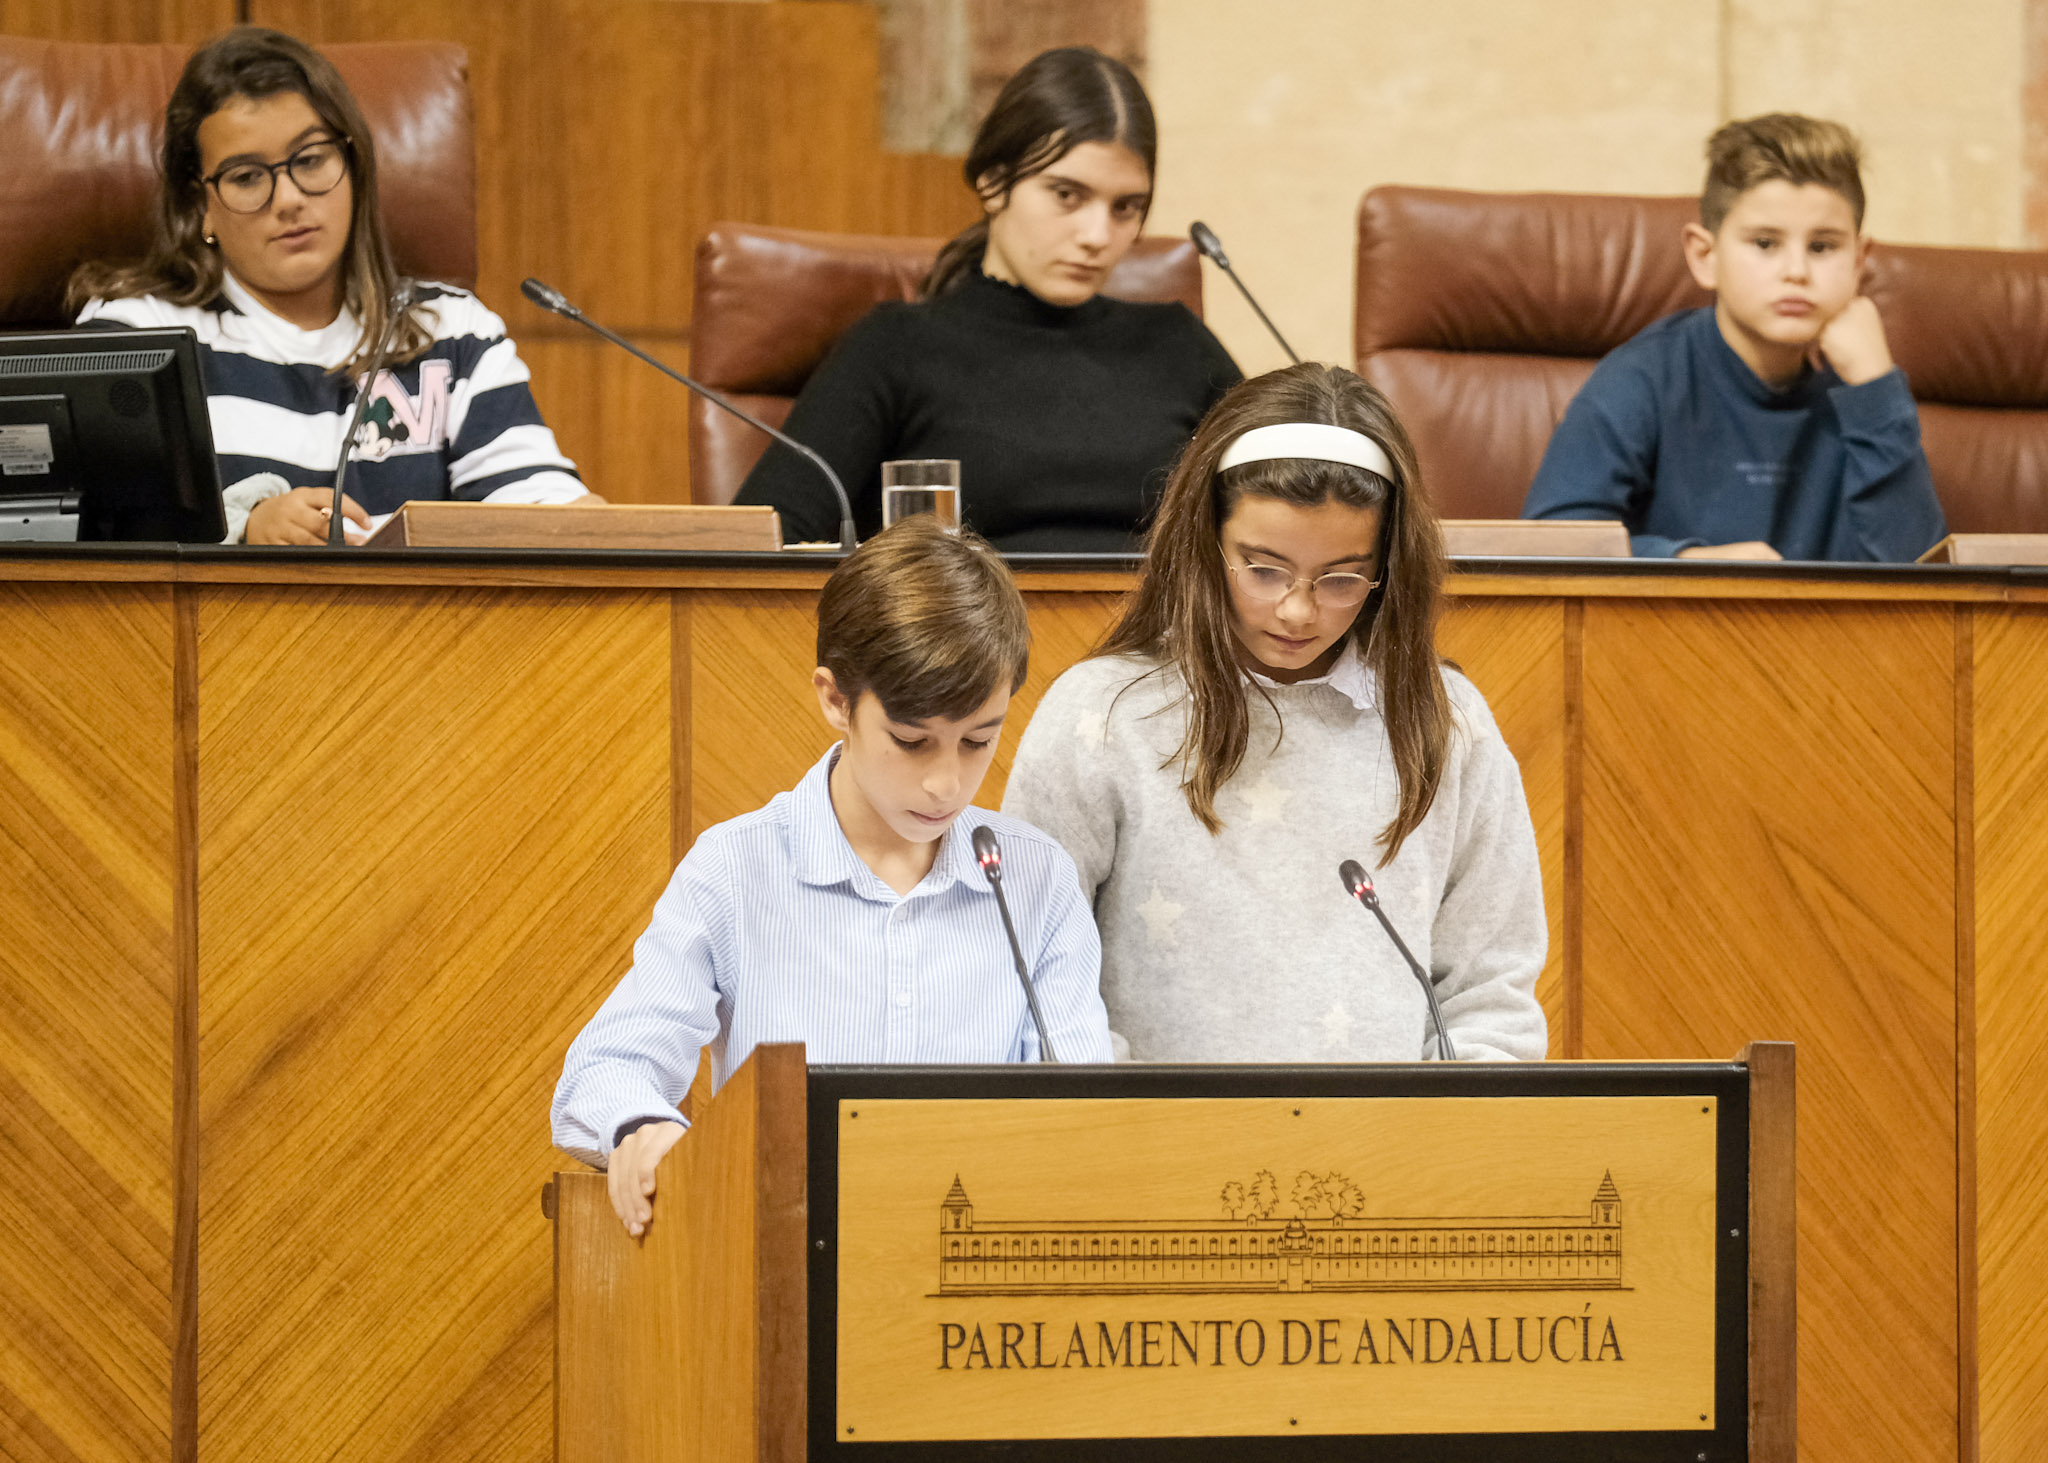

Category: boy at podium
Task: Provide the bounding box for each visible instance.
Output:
[551,516,1113,1235]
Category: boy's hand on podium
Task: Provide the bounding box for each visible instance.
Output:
[1809,296,1895,386]
[609,1120,687,1237]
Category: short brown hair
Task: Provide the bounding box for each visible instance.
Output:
[815,516,1031,722]
[1701,113,1865,233]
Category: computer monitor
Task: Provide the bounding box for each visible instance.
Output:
[0,327,226,543]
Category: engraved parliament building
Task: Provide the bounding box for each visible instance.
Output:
[938,1174,1624,1294]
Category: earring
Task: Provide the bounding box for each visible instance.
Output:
[204,233,216,246]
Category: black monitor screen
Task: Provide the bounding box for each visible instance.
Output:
[0,327,226,543]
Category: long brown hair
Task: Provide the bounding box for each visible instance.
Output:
[922,46,1156,299]
[66,25,433,376]
[1098,363,1452,859]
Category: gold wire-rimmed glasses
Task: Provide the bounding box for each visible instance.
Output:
[1224,556,1380,609]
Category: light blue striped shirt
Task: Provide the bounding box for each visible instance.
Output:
[551,747,1113,1166]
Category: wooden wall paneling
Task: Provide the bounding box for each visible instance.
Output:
[508,0,785,331]
[1438,597,1569,1058]
[516,338,697,506]
[688,588,833,839]
[193,585,673,1463]
[0,0,233,40]
[171,588,198,1463]
[757,1,892,232]
[874,147,979,239]
[0,584,177,1463]
[1953,606,1977,1463]
[1562,598,1584,1057]
[1971,606,2048,1463]
[1579,600,1959,1463]
[672,592,692,864]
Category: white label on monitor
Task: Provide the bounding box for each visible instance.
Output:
[0,424,55,476]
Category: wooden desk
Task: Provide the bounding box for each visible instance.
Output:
[1,547,2041,1463]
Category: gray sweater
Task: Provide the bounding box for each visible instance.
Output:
[1002,648,1547,1063]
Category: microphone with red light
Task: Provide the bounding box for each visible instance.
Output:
[972,825,1059,1063]
[1339,859,1457,1061]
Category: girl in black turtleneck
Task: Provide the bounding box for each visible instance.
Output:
[735,48,1241,554]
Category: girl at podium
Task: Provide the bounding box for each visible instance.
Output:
[1004,364,1548,1063]
[553,517,1112,1236]
[68,27,592,544]
[734,46,1240,553]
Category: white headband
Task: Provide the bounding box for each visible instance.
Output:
[1217,422,1394,480]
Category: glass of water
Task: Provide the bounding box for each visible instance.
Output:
[881,459,962,531]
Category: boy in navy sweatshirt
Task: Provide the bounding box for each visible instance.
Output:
[1522,114,1946,562]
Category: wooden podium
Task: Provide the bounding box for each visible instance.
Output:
[549,1043,1792,1462]
[1917,532,2048,565]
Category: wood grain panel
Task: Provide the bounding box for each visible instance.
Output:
[0,0,231,39]
[688,589,834,838]
[1745,1040,1798,1463]
[1439,597,1568,1058]
[1972,606,2048,1463]
[876,149,980,239]
[518,337,696,507]
[1953,607,1977,1463]
[0,584,176,1463]
[193,585,672,1463]
[1580,600,1958,1463]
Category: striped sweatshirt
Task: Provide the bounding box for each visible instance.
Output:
[78,273,582,538]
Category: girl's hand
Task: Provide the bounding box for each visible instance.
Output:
[608,1120,687,1237]
[245,487,370,545]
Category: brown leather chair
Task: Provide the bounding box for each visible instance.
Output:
[0,35,477,329]
[1862,245,2048,532]
[1355,185,2048,533]
[688,223,1206,505]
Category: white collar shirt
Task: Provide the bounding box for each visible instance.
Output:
[550,747,1112,1165]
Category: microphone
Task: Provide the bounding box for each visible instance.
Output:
[971,825,1059,1064]
[328,281,416,547]
[520,277,857,552]
[1189,221,1301,365]
[1338,859,1456,1061]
